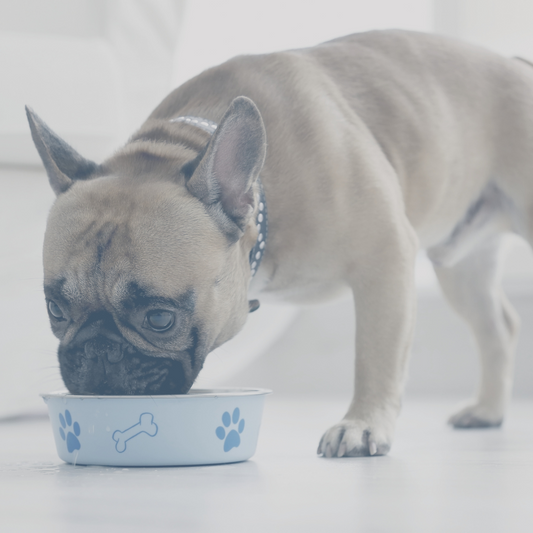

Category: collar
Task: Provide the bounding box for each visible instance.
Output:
[170,115,267,277]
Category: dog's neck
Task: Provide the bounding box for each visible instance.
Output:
[170,115,267,277]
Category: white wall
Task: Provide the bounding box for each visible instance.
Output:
[173,0,433,87]
[434,0,533,57]
[0,0,184,165]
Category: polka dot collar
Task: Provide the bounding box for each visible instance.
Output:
[171,115,267,277]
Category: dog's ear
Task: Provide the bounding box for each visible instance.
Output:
[25,106,99,196]
[185,96,267,240]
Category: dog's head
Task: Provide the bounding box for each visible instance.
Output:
[28,97,266,395]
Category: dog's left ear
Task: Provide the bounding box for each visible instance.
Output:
[186,96,267,240]
[25,106,100,196]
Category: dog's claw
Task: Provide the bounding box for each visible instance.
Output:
[337,442,346,458]
[369,440,377,456]
[318,417,393,458]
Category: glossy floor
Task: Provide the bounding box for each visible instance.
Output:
[1,395,532,533]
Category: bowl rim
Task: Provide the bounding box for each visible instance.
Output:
[41,387,272,400]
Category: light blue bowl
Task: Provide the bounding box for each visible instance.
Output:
[42,388,271,466]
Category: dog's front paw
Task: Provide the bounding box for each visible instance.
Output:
[317,417,393,458]
[448,402,504,429]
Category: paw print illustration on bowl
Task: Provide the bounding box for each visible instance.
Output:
[216,407,245,452]
[58,409,81,453]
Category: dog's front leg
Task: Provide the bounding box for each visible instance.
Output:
[318,218,418,457]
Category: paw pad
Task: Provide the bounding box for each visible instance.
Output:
[58,409,81,453]
[216,408,245,452]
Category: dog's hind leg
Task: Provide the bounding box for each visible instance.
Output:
[433,236,520,428]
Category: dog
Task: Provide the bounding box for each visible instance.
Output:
[28,29,533,457]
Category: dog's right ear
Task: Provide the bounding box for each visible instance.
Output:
[25,106,99,196]
[185,96,266,242]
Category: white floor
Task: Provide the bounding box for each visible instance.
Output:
[1,395,533,533]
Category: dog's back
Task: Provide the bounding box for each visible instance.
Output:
[142,30,533,252]
[304,30,533,245]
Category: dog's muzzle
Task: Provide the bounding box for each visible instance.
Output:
[84,336,125,363]
[58,313,188,396]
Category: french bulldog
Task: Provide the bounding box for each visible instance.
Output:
[28,30,533,457]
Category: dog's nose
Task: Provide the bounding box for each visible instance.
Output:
[84,337,124,363]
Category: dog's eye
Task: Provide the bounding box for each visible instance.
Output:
[145,310,174,332]
[48,300,64,319]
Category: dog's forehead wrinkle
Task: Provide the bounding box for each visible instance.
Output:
[110,276,132,304]
[45,276,91,308]
[121,281,196,311]
[44,277,67,300]
[62,276,86,302]
[93,221,120,266]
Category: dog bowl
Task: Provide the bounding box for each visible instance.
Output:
[41,388,271,467]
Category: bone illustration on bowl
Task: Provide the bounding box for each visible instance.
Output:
[112,413,158,453]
